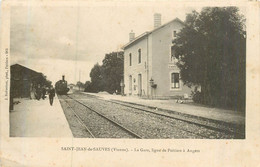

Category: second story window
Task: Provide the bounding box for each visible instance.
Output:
[129,53,132,66]
[170,45,178,63]
[173,30,177,37]
[138,49,141,64]
[171,45,175,61]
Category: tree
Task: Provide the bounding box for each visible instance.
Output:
[102,51,124,94]
[85,52,124,94]
[84,81,91,88]
[89,63,105,92]
[84,81,92,92]
[173,7,246,111]
[44,79,52,88]
[76,81,84,91]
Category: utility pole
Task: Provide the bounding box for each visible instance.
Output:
[79,70,81,91]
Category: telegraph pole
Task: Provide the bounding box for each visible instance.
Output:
[79,70,81,90]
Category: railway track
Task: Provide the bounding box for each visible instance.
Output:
[68,94,225,138]
[62,97,95,138]
[109,100,245,139]
[76,93,245,139]
[62,95,142,139]
[67,94,207,138]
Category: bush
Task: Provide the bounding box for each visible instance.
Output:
[191,90,203,104]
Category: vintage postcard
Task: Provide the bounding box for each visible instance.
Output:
[0,0,259,166]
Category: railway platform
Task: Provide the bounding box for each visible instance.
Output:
[10,96,73,137]
[82,92,245,126]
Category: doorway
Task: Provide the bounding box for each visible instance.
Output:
[129,75,132,95]
[138,74,142,96]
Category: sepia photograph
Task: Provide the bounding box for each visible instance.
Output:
[1,1,259,167]
[9,4,246,139]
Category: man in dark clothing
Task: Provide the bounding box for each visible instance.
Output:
[49,86,55,106]
[42,87,46,100]
[36,84,42,100]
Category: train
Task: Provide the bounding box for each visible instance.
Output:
[55,75,70,95]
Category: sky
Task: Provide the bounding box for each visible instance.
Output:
[9,3,216,84]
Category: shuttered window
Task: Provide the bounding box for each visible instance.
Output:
[138,49,141,64]
[129,53,132,66]
[171,73,180,88]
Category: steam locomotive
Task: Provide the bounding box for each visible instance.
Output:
[55,75,70,95]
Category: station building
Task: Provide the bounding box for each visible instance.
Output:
[10,64,46,98]
[122,14,194,99]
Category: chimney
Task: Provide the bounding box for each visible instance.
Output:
[62,75,65,81]
[129,30,135,42]
[154,13,161,29]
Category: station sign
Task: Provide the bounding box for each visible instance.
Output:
[168,64,178,70]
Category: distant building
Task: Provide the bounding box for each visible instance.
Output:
[68,83,76,89]
[10,64,46,98]
[122,14,194,99]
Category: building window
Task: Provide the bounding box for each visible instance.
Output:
[171,45,175,62]
[170,45,178,63]
[129,53,132,66]
[173,30,177,37]
[138,49,141,64]
[171,73,180,89]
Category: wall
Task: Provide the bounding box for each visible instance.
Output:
[151,20,193,98]
[124,37,149,96]
[124,19,194,98]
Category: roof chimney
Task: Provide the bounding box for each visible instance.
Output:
[129,30,135,42]
[154,13,161,29]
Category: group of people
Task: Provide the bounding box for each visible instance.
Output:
[30,83,56,106]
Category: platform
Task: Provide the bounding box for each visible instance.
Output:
[10,96,73,137]
[82,92,245,126]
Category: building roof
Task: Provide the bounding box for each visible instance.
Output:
[11,63,41,74]
[122,17,185,50]
[68,83,76,86]
[11,64,44,79]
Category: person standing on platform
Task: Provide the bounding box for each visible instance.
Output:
[29,83,34,100]
[48,85,55,106]
[42,86,46,100]
[36,84,42,100]
[32,83,36,100]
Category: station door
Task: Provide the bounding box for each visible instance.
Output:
[138,74,142,96]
